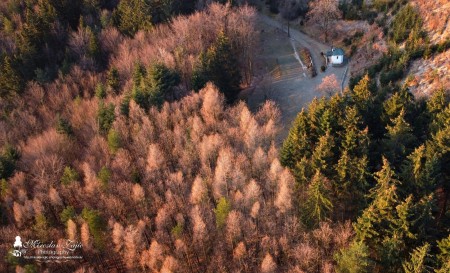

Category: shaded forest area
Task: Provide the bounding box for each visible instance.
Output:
[0,0,449,273]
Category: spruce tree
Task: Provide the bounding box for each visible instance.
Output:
[402,243,432,273]
[293,156,311,186]
[401,145,438,195]
[427,89,448,119]
[191,52,208,92]
[437,235,450,270]
[203,32,241,102]
[383,108,417,167]
[87,27,101,62]
[115,0,152,36]
[146,63,180,107]
[354,158,419,271]
[351,73,373,114]
[214,197,231,230]
[0,57,23,98]
[304,170,333,227]
[335,150,369,214]
[354,157,400,244]
[81,208,106,249]
[280,110,311,169]
[107,128,122,155]
[56,115,74,137]
[383,88,414,123]
[429,104,450,135]
[107,67,120,94]
[97,102,115,134]
[334,240,372,273]
[311,131,335,176]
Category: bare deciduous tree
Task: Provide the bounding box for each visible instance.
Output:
[261,253,277,273]
[307,0,342,42]
[316,74,340,96]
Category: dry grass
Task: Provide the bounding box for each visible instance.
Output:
[412,0,450,43]
[408,50,450,97]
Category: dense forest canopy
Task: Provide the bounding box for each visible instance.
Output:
[0,0,449,272]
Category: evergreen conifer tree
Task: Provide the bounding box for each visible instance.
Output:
[115,0,152,36]
[0,57,23,98]
[304,170,333,227]
[383,108,417,166]
[280,110,311,169]
[334,240,372,273]
[402,243,432,273]
[200,32,241,102]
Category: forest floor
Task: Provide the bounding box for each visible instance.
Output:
[241,14,349,145]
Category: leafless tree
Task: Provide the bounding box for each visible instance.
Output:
[307,0,342,42]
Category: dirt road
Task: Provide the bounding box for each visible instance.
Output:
[259,14,330,72]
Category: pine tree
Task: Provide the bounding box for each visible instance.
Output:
[410,194,437,243]
[131,63,180,110]
[334,106,370,215]
[317,108,338,137]
[34,214,49,240]
[51,0,83,29]
[307,97,328,140]
[340,106,369,156]
[148,0,175,24]
[335,150,369,214]
[15,0,58,79]
[120,94,131,117]
[292,156,311,186]
[133,63,146,87]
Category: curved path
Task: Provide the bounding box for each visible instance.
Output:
[243,13,349,144]
[258,14,330,71]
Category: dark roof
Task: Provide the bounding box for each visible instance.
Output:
[326,48,345,56]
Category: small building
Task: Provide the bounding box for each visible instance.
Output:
[326,47,345,66]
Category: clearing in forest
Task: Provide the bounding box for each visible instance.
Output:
[242,14,349,144]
